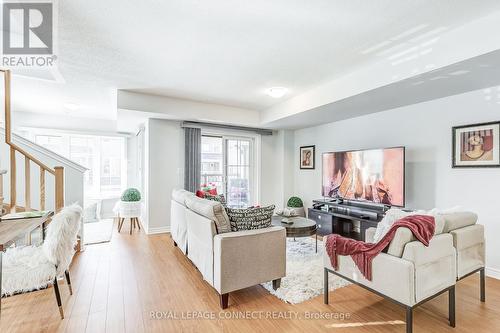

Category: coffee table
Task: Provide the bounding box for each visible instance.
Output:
[272,215,318,253]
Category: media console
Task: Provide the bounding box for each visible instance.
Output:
[308,199,388,241]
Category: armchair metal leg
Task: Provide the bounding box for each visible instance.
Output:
[449,286,456,327]
[220,293,229,309]
[65,270,73,295]
[324,268,329,304]
[406,307,413,333]
[480,267,486,302]
[53,278,64,319]
[272,278,281,290]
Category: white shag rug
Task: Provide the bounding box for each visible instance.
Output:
[84,218,114,245]
[261,237,350,304]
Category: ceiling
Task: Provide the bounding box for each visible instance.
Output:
[264,50,500,129]
[5,0,500,126]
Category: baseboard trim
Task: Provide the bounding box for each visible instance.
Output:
[146,226,171,235]
[486,267,500,280]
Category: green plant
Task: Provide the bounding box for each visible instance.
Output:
[121,188,141,202]
[287,196,303,208]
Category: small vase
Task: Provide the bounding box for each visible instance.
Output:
[286,206,305,217]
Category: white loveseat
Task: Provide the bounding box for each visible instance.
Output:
[324,215,457,333]
[170,189,286,308]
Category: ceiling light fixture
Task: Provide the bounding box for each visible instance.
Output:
[266,87,288,98]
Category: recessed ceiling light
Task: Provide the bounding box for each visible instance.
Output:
[266,87,288,98]
[64,103,79,111]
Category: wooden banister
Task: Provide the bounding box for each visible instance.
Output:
[54,166,64,212]
[40,169,45,211]
[2,69,64,213]
[10,146,16,213]
[24,156,31,211]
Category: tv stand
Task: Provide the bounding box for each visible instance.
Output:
[308,199,387,241]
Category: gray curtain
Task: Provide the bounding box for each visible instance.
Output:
[184,127,201,192]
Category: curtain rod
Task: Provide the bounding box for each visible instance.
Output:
[181,121,273,135]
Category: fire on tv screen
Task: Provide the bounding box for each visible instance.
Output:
[322,147,405,207]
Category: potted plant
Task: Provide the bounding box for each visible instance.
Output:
[286,196,305,217]
[119,188,142,221]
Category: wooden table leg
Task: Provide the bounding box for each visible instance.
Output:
[136,217,141,230]
[129,218,133,235]
[118,218,124,232]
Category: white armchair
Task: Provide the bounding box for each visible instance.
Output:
[324,223,457,333]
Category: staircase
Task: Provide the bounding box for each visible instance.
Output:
[1,70,65,216]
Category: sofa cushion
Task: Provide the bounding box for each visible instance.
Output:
[225,205,275,232]
[185,195,232,233]
[373,208,415,243]
[377,209,445,258]
[441,212,478,233]
[171,189,193,206]
[204,193,227,206]
[387,227,415,257]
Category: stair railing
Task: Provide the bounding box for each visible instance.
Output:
[2,69,64,213]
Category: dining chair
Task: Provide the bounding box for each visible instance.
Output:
[1,204,82,319]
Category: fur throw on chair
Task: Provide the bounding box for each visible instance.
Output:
[43,204,82,276]
[1,204,82,296]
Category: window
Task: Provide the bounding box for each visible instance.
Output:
[201,135,255,208]
[201,136,224,194]
[29,131,127,199]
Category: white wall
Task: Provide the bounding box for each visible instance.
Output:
[293,86,500,277]
[260,130,295,209]
[144,119,184,234]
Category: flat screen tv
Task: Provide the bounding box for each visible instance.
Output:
[322,147,405,207]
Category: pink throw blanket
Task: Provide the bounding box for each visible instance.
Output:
[325,215,435,281]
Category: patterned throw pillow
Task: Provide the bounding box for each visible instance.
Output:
[225,205,275,232]
[204,194,227,206]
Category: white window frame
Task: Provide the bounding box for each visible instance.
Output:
[17,126,129,199]
[201,128,261,206]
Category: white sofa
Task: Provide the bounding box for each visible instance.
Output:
[324,215,457,333]
[170,189,286,308]
[170,189,192,254]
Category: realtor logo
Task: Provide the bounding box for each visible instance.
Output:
[1,1,57,68]
[2,2,53,54]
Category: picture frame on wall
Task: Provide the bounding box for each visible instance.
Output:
[300,145,315,169]
[452,121,500,168]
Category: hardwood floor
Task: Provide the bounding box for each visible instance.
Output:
[1,223,499,333]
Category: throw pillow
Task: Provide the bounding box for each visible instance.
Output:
[373,208,416,243]
[225,205,275,232]
[83,202,99,223]
[204,193,226,206]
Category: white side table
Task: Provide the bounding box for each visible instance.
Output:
[114,201,142,234]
